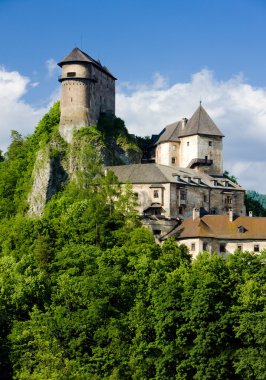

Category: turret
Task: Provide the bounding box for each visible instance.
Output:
[58,47,116,143]
[178,104,224,175]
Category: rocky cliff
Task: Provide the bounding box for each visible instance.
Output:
[27,103,141,217]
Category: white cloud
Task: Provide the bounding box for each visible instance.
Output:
[116,70,266,193]
[46,58,58,77]
[0,67,47,153]
[1,65,266,193]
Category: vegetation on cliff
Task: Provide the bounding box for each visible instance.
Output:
[0,106,265,379]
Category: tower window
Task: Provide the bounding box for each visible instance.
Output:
[173,145,176,151]
[208,141,212,146]
[172,157,176,164]
[67,72,76,77]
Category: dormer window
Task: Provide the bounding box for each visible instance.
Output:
[238,226,247,233]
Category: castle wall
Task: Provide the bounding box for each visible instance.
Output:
[197,135,223,174]
[178,237,266,258]
[179,135,198,168]
[156,142,180,166]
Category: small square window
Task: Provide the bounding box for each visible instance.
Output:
[153,190,159,198]
[203,242,208,251]
[209,141,212,146]
[172,157,176,164]
[191,243,195,251]
[187,141,190,147]
[254,244,260,252]
[237,245,242,251]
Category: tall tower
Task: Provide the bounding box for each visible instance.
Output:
[178,104,224,175]
[58,47,116,143]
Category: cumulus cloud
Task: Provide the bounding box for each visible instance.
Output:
[46,58,58,77]
[1,65,266,192]
[116,70,266,192]
[0,67,46,153]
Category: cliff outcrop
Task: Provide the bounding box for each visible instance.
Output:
[27,103,141,217]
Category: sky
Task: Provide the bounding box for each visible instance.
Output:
[1,0,266,192]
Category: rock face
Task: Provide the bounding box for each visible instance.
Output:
[27,119,141,217]
[28,145,68,217]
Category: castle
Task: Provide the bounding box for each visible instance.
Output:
[58,47,116,142]
[57,48,245,222]
[56,48,266,256]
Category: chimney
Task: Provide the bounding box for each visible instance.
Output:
[181,118,187,129]
[249,211,253,217]
[229,208,233,222]
[193,207,200,220]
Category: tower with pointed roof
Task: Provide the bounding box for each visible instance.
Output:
[154,104,224,175]
[58,47,116,142]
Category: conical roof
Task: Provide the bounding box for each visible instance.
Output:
[179,104,224,138]
[58,47,116,79]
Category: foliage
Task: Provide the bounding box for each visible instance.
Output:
[245,190,266,216]
[0,112,265,379]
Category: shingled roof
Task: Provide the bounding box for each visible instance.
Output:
[168,214,266,240]
[58,47,116,79]
[179,104,224,138]
[107,164,243,190]
[155,121,182,145]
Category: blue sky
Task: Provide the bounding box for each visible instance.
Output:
[1,0,266,191]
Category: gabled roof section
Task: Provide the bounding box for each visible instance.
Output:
[179,104,224,138]
[167,215,266,240]
[58,47,116,79]
[106,164,244,190]
[154,121,181,145]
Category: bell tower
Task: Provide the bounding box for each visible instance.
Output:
[58,47,116,143]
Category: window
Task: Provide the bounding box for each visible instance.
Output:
[254,244,260,252]
[208,141,212,146]
[205,156,208,162]
[237,245,243,251]
[171,157,176,164]
[220,243,226,253]
[173,145,176,151]
[225,196,232,204]
[238,226,246,233]
[187,141,190,147]
[67,72,76,77]
[153,190,159,198]
[180,191,186,201]
[134,192,138,198]
[191,243,195,251]
[203,242,208,251]
[203,195,207,202]
[153,229,161,235]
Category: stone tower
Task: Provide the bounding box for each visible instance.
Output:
[58,47,116,142]
[154,104,224,175]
